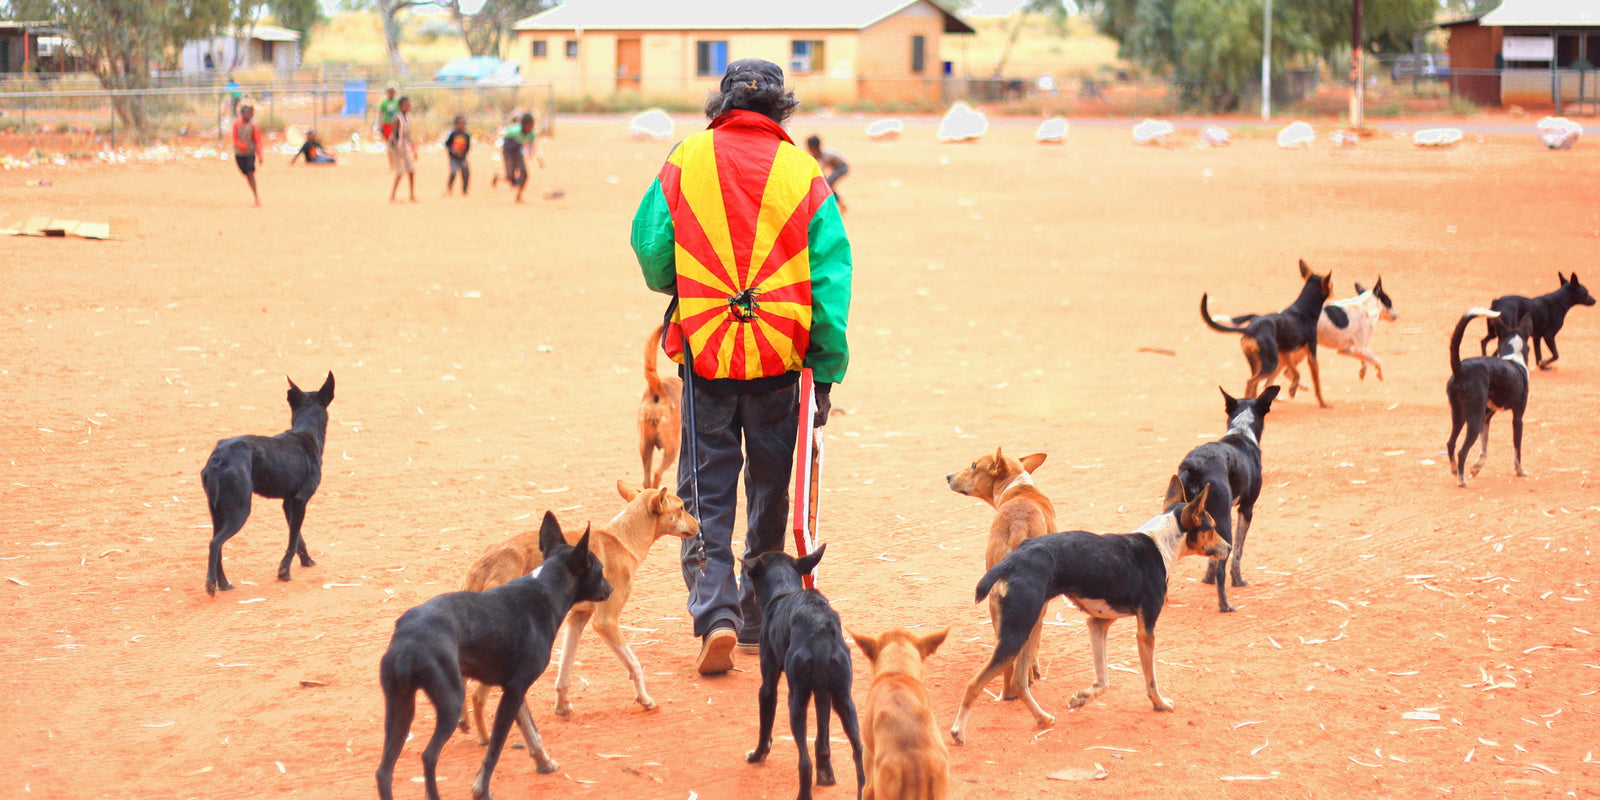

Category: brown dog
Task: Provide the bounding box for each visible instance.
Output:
[458,479,699,742]
[946,448,1054,699]
[640,326,683,489]
[848,627,950,800]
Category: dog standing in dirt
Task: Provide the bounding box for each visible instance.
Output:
[744,544,865,800]
[945,449,1053,700]
[457,480,699,742]
[848,626,950,800]
[1201,259,1333,407]
[377,512,611,800]
[1478,272,1595,370]
[1450,309,1532,487]
[1177,386,1280,613]
[200,373,334,596]
[1222,278,1398,381]
[639,326,683,488]
[949,478,1226,744]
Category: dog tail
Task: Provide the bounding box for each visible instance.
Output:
[1451,308,1500,375]
[644,325,667,399]
[974,562,1006,604]
[1201,294,1250,334]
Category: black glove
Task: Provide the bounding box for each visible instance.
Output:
[813,384,832,428]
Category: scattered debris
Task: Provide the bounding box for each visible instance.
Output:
[1047,764,1108,782]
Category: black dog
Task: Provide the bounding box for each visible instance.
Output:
[376,512,611,800]
[1202,259,1333,407]
[744,544,865,800]
[1177,385,1279,613]
[1450,309,1532,487]
[1479,272,1595,370]
[948,477,1227,744]
[200,373,334,596]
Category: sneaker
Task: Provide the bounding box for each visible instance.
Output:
[696,627,737,675]
[735,629,760,655]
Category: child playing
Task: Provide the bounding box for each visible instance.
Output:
[289,129,336,165]
[805,134,849,213]
[378,84,399,142]
[444,115,471,195]
[498,112,543,204]
[232,104,264,206]
[387,96,418,203]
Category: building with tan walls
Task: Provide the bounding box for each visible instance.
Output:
[512,0,975,105]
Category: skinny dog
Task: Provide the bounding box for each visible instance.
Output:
[639,325,683,488]
[949,478,1227,744]
[848,627,950,800]
[200,373,334,596]
[1178,386,1279,613]
[1449,309,1532,487]
[1221,278,1398,381]
[377,512,611,800]
[1479,272,1595,370]
[946,448,1053,699]
[1201,259,1333,407]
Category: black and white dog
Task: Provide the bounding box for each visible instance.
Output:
[1479,272,1595,370]
[1450,309,1532,487]
[1177,385,1279,613]
[1221,279,1398,381]
[200,373,334,596]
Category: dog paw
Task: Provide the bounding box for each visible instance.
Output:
[1230,576,1249,588]
[745,749,768,764]
[299,555,316,567]
[1037,711,1057,727]
[1000,691,1019,702]
[217,579,234,592]
[1067,692,1093,710]
[276,568,293,582]
[637,696,657,712]
[816,765,836,786]
[1152,697,1174,712]
[1218,602,1237,613]
[553,704,572,718]
[535,759,560,775]
[1200,573,1217,585]
[205,580,216,596]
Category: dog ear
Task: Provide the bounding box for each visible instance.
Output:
[617,479,639,501]
[1354,282,1367,295]
[1219,386,1238,415]
[538,511,565,557]
[795,542,826,576]
[1559,271,1568,285]
[1163,474,1187,507]
[1257,385,1281,409]
[847,628,879,662]
[567,525,593,572]
[918,627,950,658]
[989,447,1006,476]
[286,376,304,404]
[318,372,335,403]
[1182,484,1213,529]
[1020,453,1046,473]
[1298,259,1311,279]
[1320,271,1333,294]
[648,487,668,515]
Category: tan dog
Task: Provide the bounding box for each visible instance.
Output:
[639,326,683,488]
[946,448,1054,699]
[458,479,699,742]
[848,627,950,800]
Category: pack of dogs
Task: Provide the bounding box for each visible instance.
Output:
[194,265,1591,799]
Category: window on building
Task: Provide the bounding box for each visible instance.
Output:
[911,35,926,74]
[790,40,825,74]
[531,39,548,58]
[696,40,729,77]
[565,39,579,59]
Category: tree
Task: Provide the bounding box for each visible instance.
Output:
[989,0,1076,78]
[271,0,325,53]
[1081,0,1434,110]
[437,0,551,58]
[374,0,427,76]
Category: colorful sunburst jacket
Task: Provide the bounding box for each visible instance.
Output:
[632,109,852,390]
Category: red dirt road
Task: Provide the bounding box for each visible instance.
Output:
[3,116,1598,799]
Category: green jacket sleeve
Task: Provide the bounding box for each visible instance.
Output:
[805,194,852,385]
[632,177,676,294]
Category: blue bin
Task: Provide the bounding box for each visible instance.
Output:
[343,81,368,116]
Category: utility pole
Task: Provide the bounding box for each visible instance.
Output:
[1262,0,1273,120]
[1350,0,1366,128]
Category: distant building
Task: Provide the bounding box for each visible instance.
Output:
[511,0,975,105]
[180,25,302,76]
[0,21,70,74]
[1445,0,1600,109]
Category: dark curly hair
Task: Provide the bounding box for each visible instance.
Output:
[704,80,799,124]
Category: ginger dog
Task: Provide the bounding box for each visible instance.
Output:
[946,448,1054,699]
[639,326,683,488]
[458,480,699,742]
[849,627,950,800]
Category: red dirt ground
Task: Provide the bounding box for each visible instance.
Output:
[3,115,1598,800]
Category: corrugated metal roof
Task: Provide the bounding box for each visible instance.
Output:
[514,0,973,34]
[1481,0,1600,27]
[246,25,302,42]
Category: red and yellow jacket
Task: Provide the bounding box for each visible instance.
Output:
[632,109,851,387]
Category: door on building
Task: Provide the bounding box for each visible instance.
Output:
[617,38,641,92]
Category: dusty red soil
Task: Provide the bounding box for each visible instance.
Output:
[3,115,1598,800]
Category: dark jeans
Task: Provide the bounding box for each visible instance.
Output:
[503,144,527,188]
[677,380,798,640]
[448,155,470,191]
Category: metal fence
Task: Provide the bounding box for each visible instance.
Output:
[0,77,556,153]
